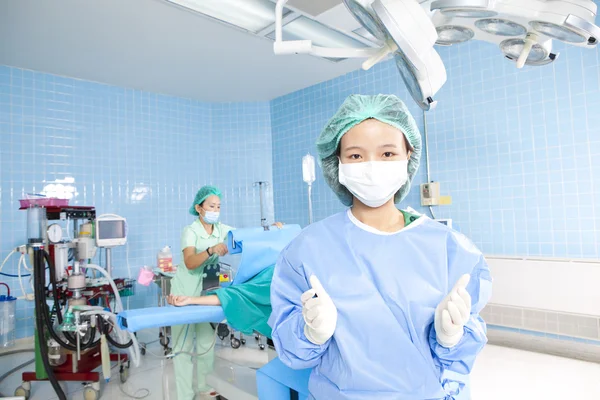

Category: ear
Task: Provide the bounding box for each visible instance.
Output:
[195,204,203,214]
[407,150,412,160]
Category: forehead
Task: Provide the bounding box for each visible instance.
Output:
[340,119,406,148]
[204,195,221,204]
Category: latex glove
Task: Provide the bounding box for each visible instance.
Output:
[435,274,472,348]
[301,275,337,345]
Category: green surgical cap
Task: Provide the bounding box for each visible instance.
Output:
[189,185,222,216]
[316,94,422,207]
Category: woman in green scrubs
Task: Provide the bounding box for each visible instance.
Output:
[171,185,282,399]
[170,185,232,400]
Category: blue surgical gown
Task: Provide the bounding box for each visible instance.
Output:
[268,211,492,400]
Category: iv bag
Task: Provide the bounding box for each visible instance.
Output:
[302,154,316,184]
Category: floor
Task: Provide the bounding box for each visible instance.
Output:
[1,330,600,400]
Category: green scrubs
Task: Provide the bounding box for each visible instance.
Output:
[170,219,232,400]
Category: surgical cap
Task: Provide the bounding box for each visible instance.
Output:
[316,94,422,207]
[189,185,222,216]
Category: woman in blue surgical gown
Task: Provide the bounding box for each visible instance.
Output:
[268,95,492,400]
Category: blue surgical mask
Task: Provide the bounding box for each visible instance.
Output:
[201,211,220,224]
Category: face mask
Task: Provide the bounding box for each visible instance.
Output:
[338,160,409,208]
[201,210,220,224]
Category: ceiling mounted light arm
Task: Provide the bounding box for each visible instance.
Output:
[564,14,600,46]
[431,0,497,17]
[431,0,490,11]
[431,0,491,10]
[273,0,381,58]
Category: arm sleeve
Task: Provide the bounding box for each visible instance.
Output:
[181,226,217,268]
[429,232,493,375]
[181,226,198,250]
[268,251,329,370]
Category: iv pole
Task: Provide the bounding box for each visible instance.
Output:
[254,181,269,230]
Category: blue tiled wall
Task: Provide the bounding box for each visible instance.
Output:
[0,66,273,339]
[271,41,600,260]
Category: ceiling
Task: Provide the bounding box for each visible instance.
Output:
[0,0,368,102]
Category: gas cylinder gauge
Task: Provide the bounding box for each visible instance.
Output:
[47,224,63,244]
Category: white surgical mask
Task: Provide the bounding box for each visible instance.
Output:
[338,160,409,208]
[201,211,220,224]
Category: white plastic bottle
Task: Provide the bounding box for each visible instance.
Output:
[157,246,173,272]
[0,291,16,348]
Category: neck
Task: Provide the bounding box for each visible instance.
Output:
[199,218,214,234]
[351,199,405,232]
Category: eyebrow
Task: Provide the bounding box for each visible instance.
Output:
[379,144,398,148]
[342,146,365,152]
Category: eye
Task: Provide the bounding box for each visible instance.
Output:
[349,154,362,160]
[383,152,395,158]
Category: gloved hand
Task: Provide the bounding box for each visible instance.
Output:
[301,275,337,345]
[435,274,472,348]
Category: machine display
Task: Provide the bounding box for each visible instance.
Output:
[95,215,127,248]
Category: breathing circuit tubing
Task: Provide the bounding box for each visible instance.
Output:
[30,248,141,400]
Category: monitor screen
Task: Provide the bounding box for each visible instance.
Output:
[98,220,125,240]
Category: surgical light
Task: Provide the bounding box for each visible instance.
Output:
[530,21,587,44]
[501,37,557,67]
[272,0,599,109]
[275,0,447,111]
[344,0,388,42]
[475,18,527,37]
[354,26,381,43]
[435,25,475,45]
[369,0,447,110]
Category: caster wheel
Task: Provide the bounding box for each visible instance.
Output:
[120,367,129,383]
[164,348,172,356]
[255,335,260,341]
[160,336,170,347]
[259,344,266,350]
[83,387,99,400]
[141,346,147,356]
[217,324,230,340]
[231,338,241,349]
[241,339,246,345]
[15,386,30,399]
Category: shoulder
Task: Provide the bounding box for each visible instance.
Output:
[182,222,197,234]
[447,228,482,255]
[181,221,202,240]
[280,212,347,264]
